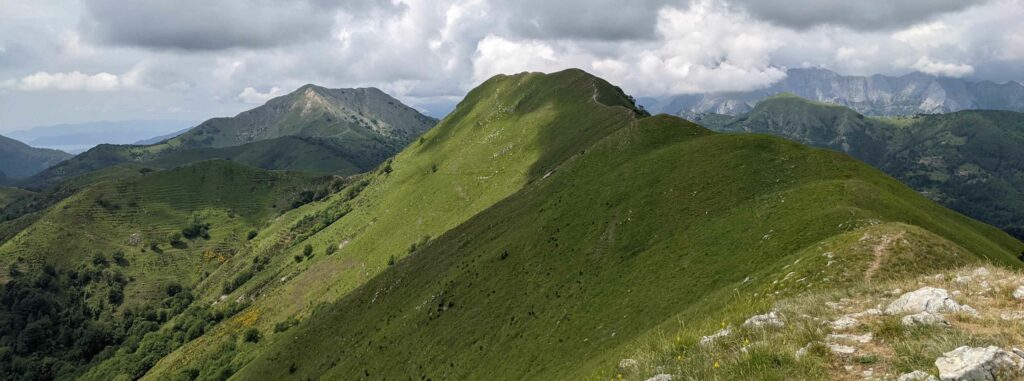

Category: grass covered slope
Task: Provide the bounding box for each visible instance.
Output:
[125,69,646,380]
[0,134,71,180]
[698,96,1024,239]
[0,160,329,303]
[235,114,1021,380]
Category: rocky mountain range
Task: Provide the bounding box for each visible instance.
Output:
[642,67,1024,117]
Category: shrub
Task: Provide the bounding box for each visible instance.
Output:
[303,244,313,258]
[112,251,128,266]
[243,328,261,343]
[247,230,258,240]
[222,270,254,294]
[293,255,303,263]
[181,217,211,240]
[388,255,396,266]
[168,232,183,245]
[325,245,337,256]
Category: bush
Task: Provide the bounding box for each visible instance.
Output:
[293,255,303,263]
[181,217,211,240]
[325,245,337,256]
[303,244,314,258]
[168,232,183,245]
[222,270,254,294]
[246,230,258,240]
[388,255,396,266]
[243,328,261,343]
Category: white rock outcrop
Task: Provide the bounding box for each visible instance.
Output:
[831,316,858,330]
[901,311,950,327]
[645,374,672,381]
[935,346,1024,381]
[743,311,784,328]
[699,327,732,346]
[885,287,977,316]
[1013,286,1024,301]
[899,370,939,381]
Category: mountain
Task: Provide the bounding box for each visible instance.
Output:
[7,120,196,154]
[697,94,1024,239]
[19,85,437,189]
[0,134,72,180]
[171,85,436,149]
[644,67,1024,117]
[1,70,1021,381]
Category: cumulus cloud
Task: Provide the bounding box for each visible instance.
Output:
[80,0,402,50]
[3,0,1024,131]
[238,86,286,104]
[913,57,975,77]
[16,71,122,91]
[729,0,990,30]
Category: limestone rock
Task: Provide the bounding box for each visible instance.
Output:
[832,316,858,330]
[618,358,638,371]
[645,374,672,381]
[743,311,784,328]
[902,312,950,327]
[885,287,972,315]
[1013,286,1024,301]
[699,327,732,346]
[898,370,939,381]
[935,346,1024,381]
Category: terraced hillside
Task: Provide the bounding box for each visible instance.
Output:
[697,94,1024,239]
[20,85,437,189]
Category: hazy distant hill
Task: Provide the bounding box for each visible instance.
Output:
[0,134,71,180]
[7,120,196,153]
[644,67,1024,117]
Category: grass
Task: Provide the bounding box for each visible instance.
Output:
[4,70,1021,381]
[227,108,1019,380]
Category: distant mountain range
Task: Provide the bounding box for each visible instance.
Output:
[696,94,1024,238]
[642,67,1024,117]
[19,85,437,189]
[0,134,72,181]
[7,120,197,154]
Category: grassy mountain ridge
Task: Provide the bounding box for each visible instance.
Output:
[235,113,1020,380]
[2,69,1021,381]
[698,96,1024,239]
[106,69,647,380]
[0,134,71,180]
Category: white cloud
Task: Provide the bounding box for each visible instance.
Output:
[238,86,286,104]
[912,56,975,77]
[16,71,121,91]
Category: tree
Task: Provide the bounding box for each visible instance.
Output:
[303,244,313,258]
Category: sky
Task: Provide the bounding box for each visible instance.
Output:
[1,0,1023,132]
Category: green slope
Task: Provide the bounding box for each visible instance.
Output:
[699,95,1024,239]
[0,160,329,299]
[77,69,646,380]
[20,86,437,190]
[233,112,1020,380]
[0,134,71,179]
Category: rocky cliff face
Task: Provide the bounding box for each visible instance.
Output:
[645,68,1024,117]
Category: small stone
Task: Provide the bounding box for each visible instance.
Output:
[898,370,938,381]
[618,358,638,371]
[901,312,950,327]
[830,343,857,355]
[645,374,672,381]
[973,267,991,277]
[955,275,973,284]
[699,327,732,346]
[935,346,1024,381]
[827,333,873,344]
[744,311,785,328]
[795,343,813,360]
[832,316,859,331]
[1013,286,1024,301]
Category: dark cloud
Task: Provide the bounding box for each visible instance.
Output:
[729,0,989,30]
[80,0,401,50]
[494,0,674,40]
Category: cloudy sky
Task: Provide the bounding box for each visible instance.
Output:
[1,0,1022,132]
